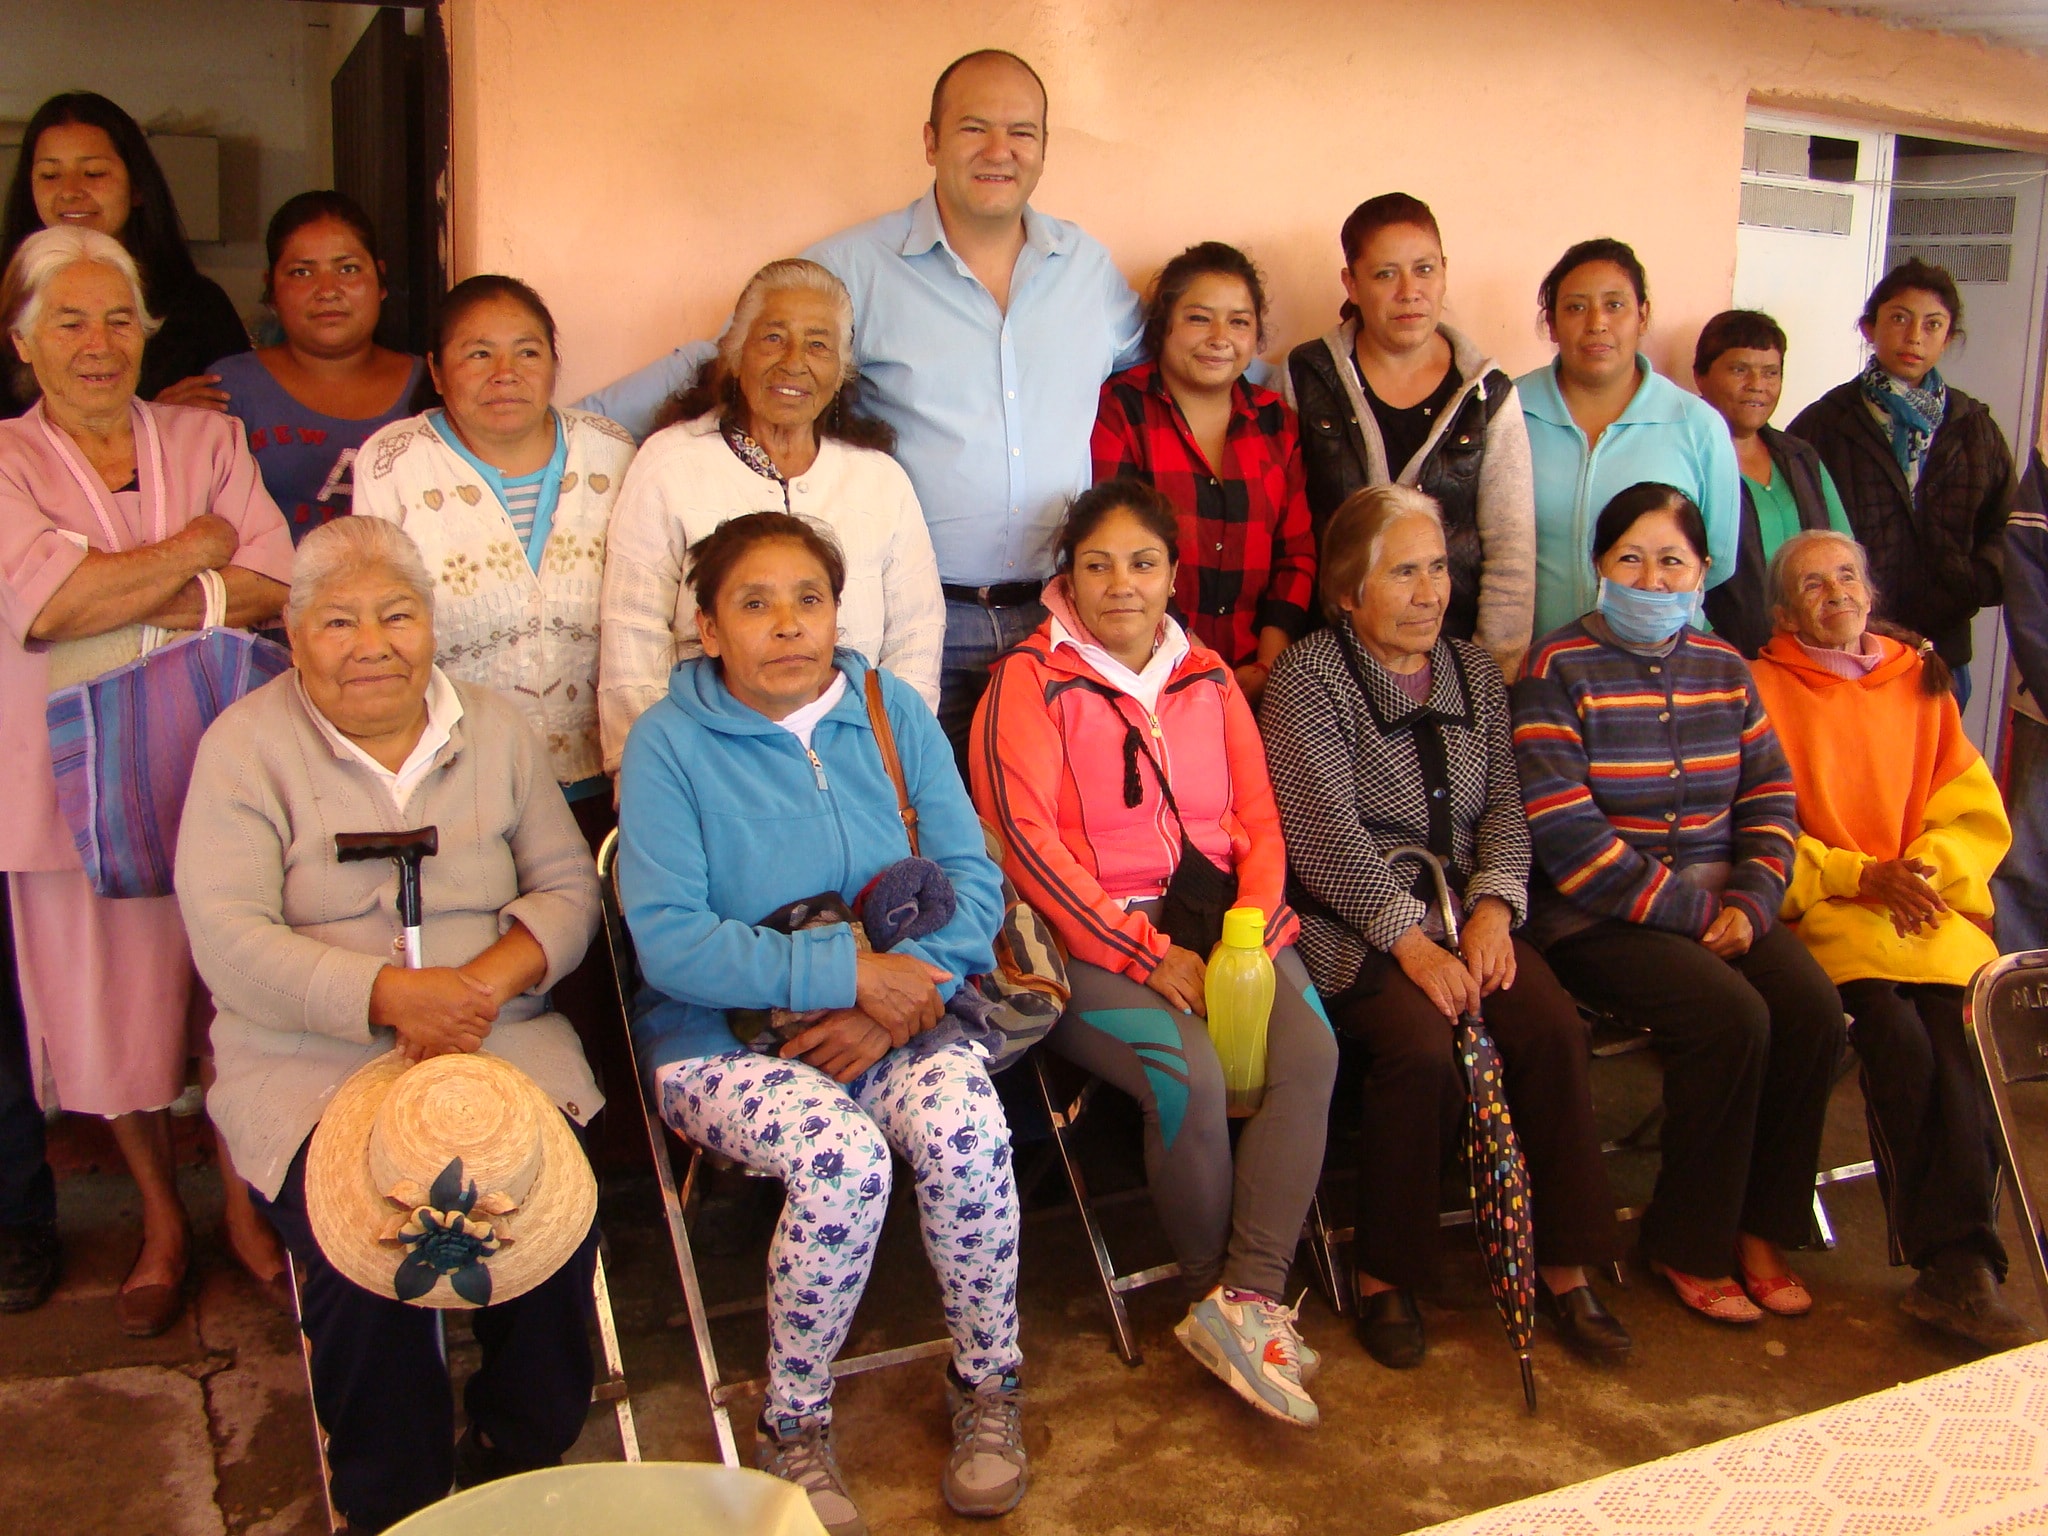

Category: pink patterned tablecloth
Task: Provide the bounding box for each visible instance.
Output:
[1411,1341,2048,1535]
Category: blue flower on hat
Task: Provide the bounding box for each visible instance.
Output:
[382,1157,512,1306]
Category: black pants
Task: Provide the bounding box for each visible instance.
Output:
[253,1141,597,1533]
[1841,978,2006,1276]
[1545,918,1844,1277]
[1331,936,1619,1289]
[0,881,54,1230]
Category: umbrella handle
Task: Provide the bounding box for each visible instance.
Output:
[1384,844,1463,954]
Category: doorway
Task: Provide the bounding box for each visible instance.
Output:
[1734,111,2048,756]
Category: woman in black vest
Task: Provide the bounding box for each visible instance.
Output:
[1692,310,1855,657]
[1287,193,1535,677]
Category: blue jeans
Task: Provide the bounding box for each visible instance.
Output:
[938,597,1047,773]
[1995,712,2048,954]
[1953,662,1974,711]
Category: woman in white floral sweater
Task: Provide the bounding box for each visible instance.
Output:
[354,275,636,805]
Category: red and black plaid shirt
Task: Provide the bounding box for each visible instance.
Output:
[1090,363,1317,668]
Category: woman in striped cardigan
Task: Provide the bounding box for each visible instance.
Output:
[1512,483,1843,1325]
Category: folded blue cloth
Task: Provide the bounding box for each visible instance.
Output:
[856,857,955,951]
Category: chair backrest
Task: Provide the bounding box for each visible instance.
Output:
[1969,951,2048,1087]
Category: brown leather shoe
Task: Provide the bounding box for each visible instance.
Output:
[115,1277,186,1338]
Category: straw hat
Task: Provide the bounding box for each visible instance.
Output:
[306,1051,596,1309]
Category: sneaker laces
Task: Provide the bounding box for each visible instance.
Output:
[951,1371,1026,1464]
[760,1415,851,1501]
[1237,1289,1305,1372]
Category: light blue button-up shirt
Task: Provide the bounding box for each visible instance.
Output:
[578,190,1144,585]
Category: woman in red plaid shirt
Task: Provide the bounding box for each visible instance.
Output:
[1091,242,1316,705]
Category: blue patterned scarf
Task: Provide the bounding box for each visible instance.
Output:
[1860,356,1947,483]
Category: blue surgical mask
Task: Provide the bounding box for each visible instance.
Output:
[1596,577,1701,648]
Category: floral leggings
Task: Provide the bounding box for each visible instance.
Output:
[659,1035,1021,1421]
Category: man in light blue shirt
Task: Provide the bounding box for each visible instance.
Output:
[580,50,1145,754]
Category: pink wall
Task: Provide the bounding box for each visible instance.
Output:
[447,0,2048,404]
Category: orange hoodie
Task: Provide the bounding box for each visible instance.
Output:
[970,580,1298,982]
[1751,631,2008,986]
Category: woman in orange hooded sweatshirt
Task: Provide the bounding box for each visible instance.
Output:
[1751,529,2029,1350]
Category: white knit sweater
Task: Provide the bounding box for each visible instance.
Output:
[597,413,943,771]
[353,408,637,784]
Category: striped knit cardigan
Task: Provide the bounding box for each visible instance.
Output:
[1510,618,1797,946]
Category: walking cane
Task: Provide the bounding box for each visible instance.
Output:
[336,828,440,969]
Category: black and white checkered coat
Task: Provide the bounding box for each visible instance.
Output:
[1259,624,1531,997]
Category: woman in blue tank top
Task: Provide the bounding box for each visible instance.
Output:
[211,192,428,543]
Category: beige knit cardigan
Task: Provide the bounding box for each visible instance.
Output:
[175,670,603,1200]
[353,407,637,785]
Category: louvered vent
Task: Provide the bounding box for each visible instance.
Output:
[1890,197,2018,239]
[1744,129,1811,177]
[1740,181,1854,235]
[1886,242,2013,284]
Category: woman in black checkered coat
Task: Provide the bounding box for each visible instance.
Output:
[1260,485,1626,1373]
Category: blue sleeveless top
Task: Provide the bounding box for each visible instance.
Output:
[214,351,427,543]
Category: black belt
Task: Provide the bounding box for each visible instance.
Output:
[942,581,1045,608]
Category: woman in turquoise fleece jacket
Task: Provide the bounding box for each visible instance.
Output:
[614,512,1025,1531]
[1517,238,1740,639]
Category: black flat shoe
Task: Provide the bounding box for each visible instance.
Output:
[0,1220,59,1313]
[1540,1281,1633,1363]
[1356,1287,1425,1369]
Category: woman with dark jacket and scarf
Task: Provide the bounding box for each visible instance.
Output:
[1286,194,1535,679]
[1692,310,1854,658]
[1261,485,1625,1373]
[1788,260,2013,699]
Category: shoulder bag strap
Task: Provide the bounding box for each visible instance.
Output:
[864,669,920,856]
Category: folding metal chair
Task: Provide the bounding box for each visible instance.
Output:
[1964,949,2048,1318]
[1032,1049,1183,1364]
[594,829,951,1467]
[287,1169,638,1534]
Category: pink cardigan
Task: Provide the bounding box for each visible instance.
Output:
[0,400,295,870]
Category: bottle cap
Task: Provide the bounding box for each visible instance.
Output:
[1220,906,1266,950]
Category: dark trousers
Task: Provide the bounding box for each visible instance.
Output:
[254,1141,597,1533]
[1330,936,1619,1289]
[1841,978,2006,1276]
[1545,918,1845,1277]
[0,881,54,1230]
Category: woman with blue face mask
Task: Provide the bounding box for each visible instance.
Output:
[1511,482,1844,1328]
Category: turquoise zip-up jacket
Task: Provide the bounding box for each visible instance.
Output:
[1516,356,1740,638]
[617,649,1002,1075]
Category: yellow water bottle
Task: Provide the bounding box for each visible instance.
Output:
[1206,906,1276,1116]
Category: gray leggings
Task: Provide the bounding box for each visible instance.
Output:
[1050,936,1337,1299]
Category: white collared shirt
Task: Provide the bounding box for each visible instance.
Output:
[304,665,465,817]
[1049,612,1190,717]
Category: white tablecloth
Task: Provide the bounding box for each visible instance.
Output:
[1412,1340,2048,1535]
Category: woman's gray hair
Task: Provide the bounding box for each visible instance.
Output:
[715,258,855,387]
[1317,484,1446,623]
[1766,528,1873,618]
[1,226,161,342]
[285,516,436,630]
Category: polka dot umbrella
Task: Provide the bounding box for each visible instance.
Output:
[1387,845,1538,1412]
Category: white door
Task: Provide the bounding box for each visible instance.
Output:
[1733,113,1892,422]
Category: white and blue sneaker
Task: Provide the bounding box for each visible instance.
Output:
[1174,1286,1320,1428]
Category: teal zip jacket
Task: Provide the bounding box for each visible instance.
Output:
[617,649,1002,1075]
[1517,356,1740,638]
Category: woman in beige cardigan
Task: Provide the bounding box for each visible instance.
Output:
[174,516,602,1533]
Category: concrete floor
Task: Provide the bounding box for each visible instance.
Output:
[6,1050,2044,1536]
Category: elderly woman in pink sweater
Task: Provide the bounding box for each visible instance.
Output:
[0,226,292,1333]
